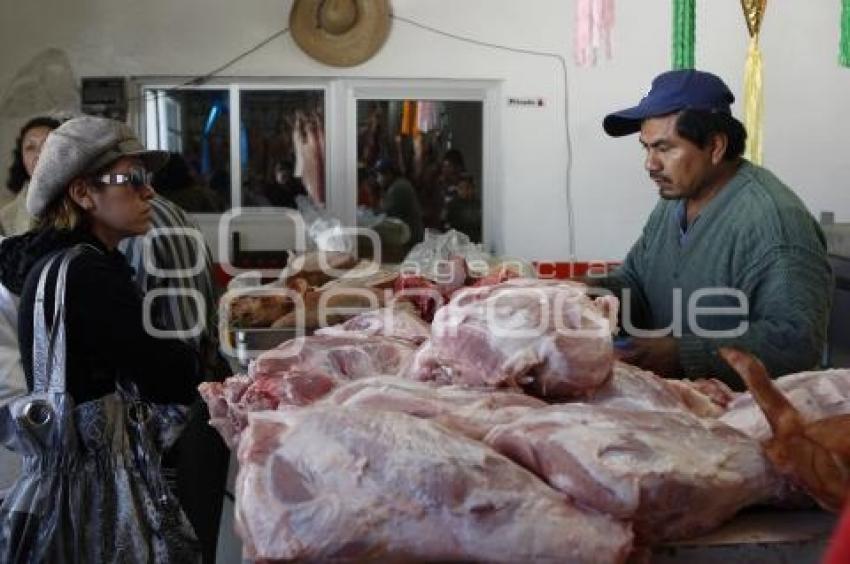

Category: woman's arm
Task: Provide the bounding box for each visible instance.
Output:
[66,252,200,404]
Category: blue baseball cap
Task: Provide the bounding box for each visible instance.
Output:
[603,70,735,137]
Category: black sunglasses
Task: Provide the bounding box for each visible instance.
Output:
[93,167,152,190]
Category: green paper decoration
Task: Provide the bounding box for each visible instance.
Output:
[842,0,850,67]
[672,0,696,69]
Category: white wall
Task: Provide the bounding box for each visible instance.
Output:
[1,0,848,261]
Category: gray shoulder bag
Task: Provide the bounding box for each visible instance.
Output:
[0,245,200,563]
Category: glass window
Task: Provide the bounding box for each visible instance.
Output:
[355,99,483,262]
[239,89,325,209]
[144,88,231,212]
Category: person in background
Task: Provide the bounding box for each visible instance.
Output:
[0,238,26,505]
[358,103,384,171]
[152,152,221,213]
[589,69,832,387]
[356,165,381,211]
[208,167,231,209]
[119,192,229,564]
[1,116,61,235]
[0,115,200,560]
[444,172,482,242]
[411,132,446,230]
[440,149,466,197]
[1,116,66,505]
[438,148,466,229]
[263,159,306,209]
[375,158,424,250]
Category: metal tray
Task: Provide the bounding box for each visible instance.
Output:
[229,327,312,368]
[654,508,834,563]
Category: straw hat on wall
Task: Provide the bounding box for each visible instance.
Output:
[290,0,392,67]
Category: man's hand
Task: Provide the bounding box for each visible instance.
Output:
[617,336,683,378]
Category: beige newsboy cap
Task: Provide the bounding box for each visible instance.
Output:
[27,115,168,218]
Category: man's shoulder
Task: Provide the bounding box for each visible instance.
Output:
[715,163,825,259]
[734,164,819,237]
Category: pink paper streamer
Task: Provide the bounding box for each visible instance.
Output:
[574,0,615,67]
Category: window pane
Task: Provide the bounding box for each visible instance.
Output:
[356,100,483,262]
[240,90,325,208]
[144,89,231,212]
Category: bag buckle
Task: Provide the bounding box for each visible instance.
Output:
[127,401,152,425]
[21,399,53,427]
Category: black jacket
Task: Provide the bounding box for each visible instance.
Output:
[0,228,199,405]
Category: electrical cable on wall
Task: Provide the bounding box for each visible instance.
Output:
[131,26,291,183]
[188,28,291,86]
[392,15,578,262]
[132,27,290,105]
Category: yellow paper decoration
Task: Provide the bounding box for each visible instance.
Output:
[741,0,767,164]
[743,36,763,164]
[741,0,767,36]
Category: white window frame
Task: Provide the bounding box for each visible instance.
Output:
[130,77,501,253]
[134,77,333,218]
[339,79,500,250]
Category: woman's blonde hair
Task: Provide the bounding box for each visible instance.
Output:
[35,191,89,231]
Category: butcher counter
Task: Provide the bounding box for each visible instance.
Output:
[214,505,835,563]
[211,248,842,563]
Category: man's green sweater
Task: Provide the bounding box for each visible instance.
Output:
[601,161,832,387]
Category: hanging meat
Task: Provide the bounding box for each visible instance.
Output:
[292,110,325,205]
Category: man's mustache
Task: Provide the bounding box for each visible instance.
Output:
[650,174,670,183]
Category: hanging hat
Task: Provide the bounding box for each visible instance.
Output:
[290,0,392,67]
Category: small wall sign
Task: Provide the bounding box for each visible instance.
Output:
[507,97,546,108]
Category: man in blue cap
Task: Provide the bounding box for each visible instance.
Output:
[593,69,831,387]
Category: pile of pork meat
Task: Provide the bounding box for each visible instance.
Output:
[202,266,850,563]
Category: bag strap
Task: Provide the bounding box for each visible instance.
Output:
[32,244,101,394]
[33,251,64,393]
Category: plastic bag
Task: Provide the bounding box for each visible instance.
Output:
[296,195,354,253]
[401,229,535,281]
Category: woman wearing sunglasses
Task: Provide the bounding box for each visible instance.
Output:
[0,116,200,562]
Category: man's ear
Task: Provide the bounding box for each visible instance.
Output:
[709,132,729,165]
[68,177,94,211]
